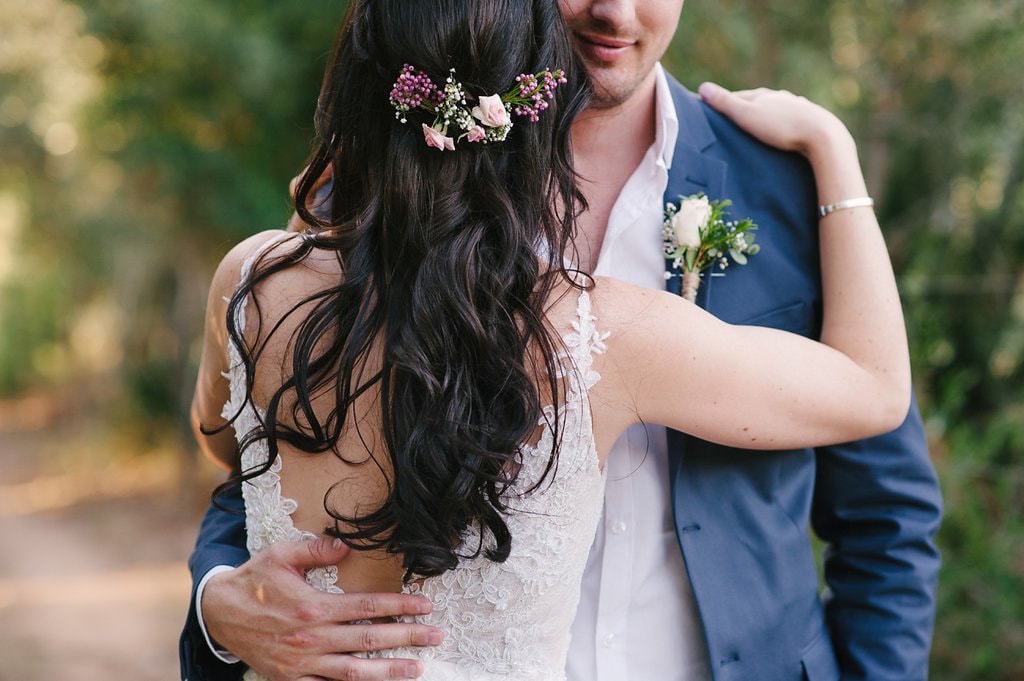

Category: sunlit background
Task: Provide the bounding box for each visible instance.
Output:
[1,1,1022,679]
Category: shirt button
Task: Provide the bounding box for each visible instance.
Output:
[610,519,627,535]
[602,633,616,648]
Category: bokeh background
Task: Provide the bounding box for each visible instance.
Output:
[1,0,1022,679]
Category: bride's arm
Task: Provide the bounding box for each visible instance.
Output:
[191,272,238,470]
[595,86,910,451]
[191,229,286,469]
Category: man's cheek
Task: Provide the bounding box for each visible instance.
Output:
[557,0,584,23]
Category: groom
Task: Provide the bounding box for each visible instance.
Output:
[180,1,942,680]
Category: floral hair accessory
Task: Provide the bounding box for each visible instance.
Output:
[389,64,567,151]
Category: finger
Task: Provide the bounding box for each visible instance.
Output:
[316,655,423,681]
[272,537,353,572]
[725,86,782,103]
[698,82,754,120]
[328,592,434,623]
[324,622,444,653]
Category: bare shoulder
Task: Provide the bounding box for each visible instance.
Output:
[587,275,707,337]
[208,229,298,302]
[585,275,727,385]
[587,275,661,325]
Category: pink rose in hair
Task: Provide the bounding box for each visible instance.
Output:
[472,94,510,128]
[423,124,455,151]
[467,126,487,143]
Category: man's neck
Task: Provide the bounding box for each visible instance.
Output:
[570,69,659,273]
[572,69,659,161]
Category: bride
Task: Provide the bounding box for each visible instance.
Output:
[190,0,909,679]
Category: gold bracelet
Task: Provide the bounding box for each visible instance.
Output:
[818,197,875,219]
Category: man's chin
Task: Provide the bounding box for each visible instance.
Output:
[578,58,657,110]
[586,76,645,111]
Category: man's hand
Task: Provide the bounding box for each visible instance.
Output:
[202,537,442,681]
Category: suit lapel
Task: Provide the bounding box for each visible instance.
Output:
[663,77,728,310]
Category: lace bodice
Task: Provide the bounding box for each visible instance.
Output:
[225,236,609,681]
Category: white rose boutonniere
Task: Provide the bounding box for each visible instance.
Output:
[663,194,759,303]
[670,195,713,249]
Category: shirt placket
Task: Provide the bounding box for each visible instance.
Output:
[592,159,670,681]
[593,428,636,681]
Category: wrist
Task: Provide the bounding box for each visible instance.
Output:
[805,127,868,205]
[805,122,857,165]
[197,566,242,664]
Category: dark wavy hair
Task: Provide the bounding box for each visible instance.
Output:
[213,0,590,579]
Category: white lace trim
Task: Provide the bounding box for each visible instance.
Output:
[226,244,608,681]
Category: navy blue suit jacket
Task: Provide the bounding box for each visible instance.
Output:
[180,78,942,681]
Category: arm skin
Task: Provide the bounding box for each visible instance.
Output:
[594,87,912,456]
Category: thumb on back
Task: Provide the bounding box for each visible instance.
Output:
[274,536,352,572]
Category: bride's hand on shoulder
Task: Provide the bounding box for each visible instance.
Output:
[697,82,853,159]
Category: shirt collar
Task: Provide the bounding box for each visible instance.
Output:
[653,63,680,171]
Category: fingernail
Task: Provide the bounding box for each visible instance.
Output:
[427,629,444,645]
[332,538,343,549]
[416,597,433,614]
[699,82,721,101]
[403,662,422,678]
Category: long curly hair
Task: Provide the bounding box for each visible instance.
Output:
[213,0,591,579]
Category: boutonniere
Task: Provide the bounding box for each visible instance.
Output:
[663,194,759,303]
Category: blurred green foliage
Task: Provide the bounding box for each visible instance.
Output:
[1,0,1022,677]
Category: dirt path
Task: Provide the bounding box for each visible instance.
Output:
[0,402,219,681]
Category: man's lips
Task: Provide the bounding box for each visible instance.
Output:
[576,32,636,62]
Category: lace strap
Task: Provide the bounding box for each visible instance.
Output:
[562,289,609,392]
[221,232,296,418]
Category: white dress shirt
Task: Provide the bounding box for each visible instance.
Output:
[564,64,712,681]
[199,64,712,679]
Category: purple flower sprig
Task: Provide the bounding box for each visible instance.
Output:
[505,69,567,122]
[389,64,445,122]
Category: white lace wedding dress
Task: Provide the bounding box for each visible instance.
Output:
[224,240,609,681]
